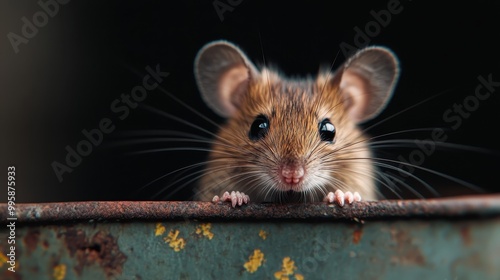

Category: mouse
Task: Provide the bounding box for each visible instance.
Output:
[193,40,399,207]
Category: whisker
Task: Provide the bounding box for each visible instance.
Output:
[154,169,208,199]
[317,172,349,193]
[115,129,210,140]
[139,104,219,138]
[155,164,262,199]
[322,164,404,199]
[125,147,236,157]
[258,31,273,98]
[122,63,221,128]
[110,137,213,147]
[369,139,500,155]
[195,169,266,200]
[333,157,483,194]
[327,133,372,156]
[134,158,235,196]
[324,156,439,196]
[319,49,341,96]
[110,136,252,158]
[362,88,456,134]
[377,170,425,199]
[262,178,278,201]
[367,128,447,141]
[371,161,438,197]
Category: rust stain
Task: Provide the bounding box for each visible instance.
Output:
[460,226,472,247]
[259,229,268,240]
[274,257,304,280]
[352,226,363,244]
[450,252,488,276]
[195,223,214,240]
[389,228,426,266]
[244,249,265,273]
[164,230,186,252]
[23,229,40,255]
[61,227,127,278]
[53,264,66,280]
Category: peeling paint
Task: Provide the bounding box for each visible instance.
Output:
[195,223,214,240]
[244,249,265,273]
[389,227,426,266]
[53,264,66,280]
[164,230,186,252]
[23,229,40,255]
[61,228,127,277]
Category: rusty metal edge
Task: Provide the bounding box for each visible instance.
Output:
[1,195,500,224]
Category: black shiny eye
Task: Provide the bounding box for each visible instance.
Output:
[319,119,336,143]
[249,114,270,141]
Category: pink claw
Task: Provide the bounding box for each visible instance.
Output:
[212,191,250,208]
[324,190,362,207]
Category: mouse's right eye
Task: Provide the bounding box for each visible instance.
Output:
[249,114,270,141]
[319,118,336,143]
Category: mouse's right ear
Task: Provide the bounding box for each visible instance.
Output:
[331,46,399,123]
[194,41,260,117]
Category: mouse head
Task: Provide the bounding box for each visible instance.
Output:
[194,41,399,200]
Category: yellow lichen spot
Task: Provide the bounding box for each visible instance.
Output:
[282,257,297,275]
[259,229,268,240]
[0,252,7,267]
[195,223,214,240]
[53,264,67,280]
[274,257,303,280]
[155,223,166,236]
[244,249,265,273]
[164,230,186,252]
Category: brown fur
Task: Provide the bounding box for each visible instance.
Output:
[196,70,377,202]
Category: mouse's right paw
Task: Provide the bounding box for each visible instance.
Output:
[324,190,361,207]
[212,191,250,208]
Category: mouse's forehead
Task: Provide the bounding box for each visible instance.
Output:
[245,78,337,120]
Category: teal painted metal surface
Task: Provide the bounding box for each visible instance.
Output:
[1,197,500,279]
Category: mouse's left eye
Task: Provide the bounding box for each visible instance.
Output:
[249,114,270,141]
[319,119,336,143]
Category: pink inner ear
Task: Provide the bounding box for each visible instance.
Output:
[340,70,370,122]
[218,64,249,116]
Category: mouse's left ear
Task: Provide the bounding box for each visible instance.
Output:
[194,40,260,118]
[332,46,399,123]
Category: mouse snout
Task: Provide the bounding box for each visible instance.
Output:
[280,164,305,185]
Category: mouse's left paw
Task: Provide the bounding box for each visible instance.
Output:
[324,190,361,207]
[212,191,250,208]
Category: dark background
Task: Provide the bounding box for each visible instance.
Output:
[1,0,499,203]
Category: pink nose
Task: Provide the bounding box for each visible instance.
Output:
[281,165,305,184]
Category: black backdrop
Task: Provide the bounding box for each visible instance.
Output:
[2,0,500,202]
